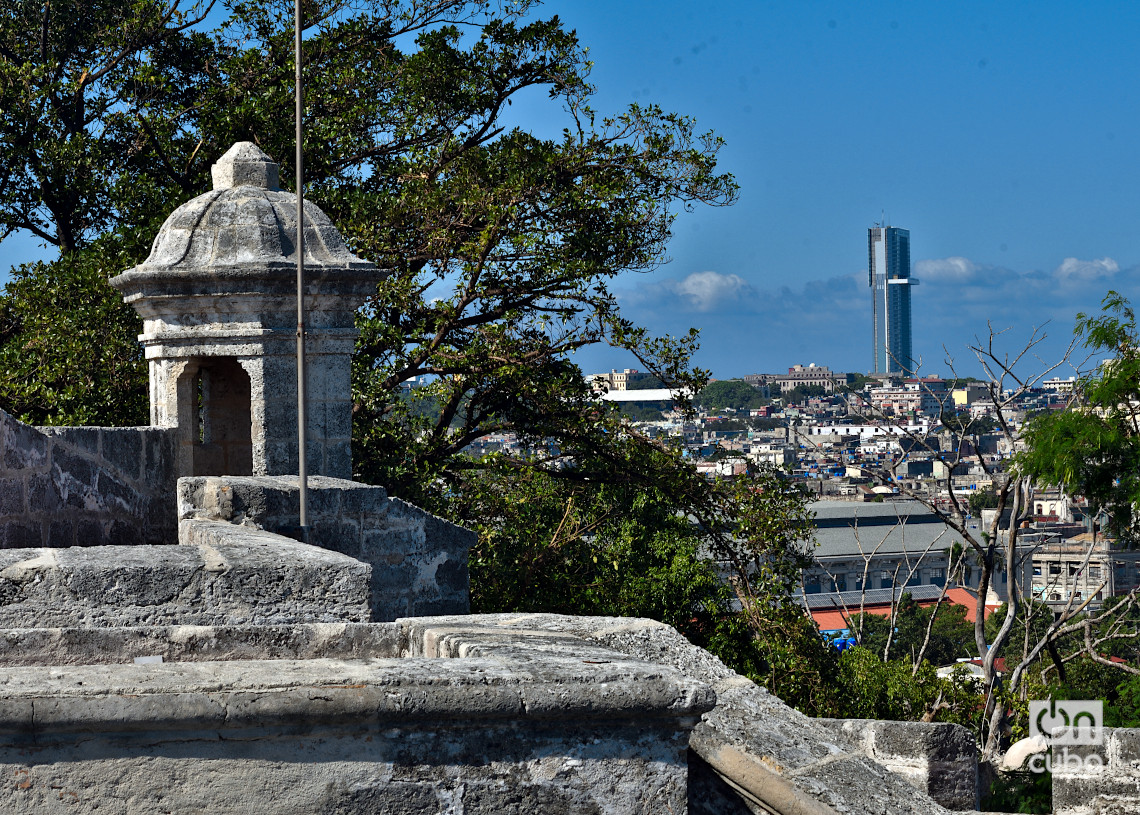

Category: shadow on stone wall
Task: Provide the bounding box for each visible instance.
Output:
[0,408,177,547]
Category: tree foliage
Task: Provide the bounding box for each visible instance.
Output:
[0,0,736,470]
[1019,291,1140,544]
[783,384,829,404]
[0,0,216,253]
[0,240,148,425]
[852,594,975,667]
[696,379,765,411]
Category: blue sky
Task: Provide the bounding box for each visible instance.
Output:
[4,1,1138,380]
[541,0,1140,380]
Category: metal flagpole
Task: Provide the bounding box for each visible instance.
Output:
[295,0,310,543]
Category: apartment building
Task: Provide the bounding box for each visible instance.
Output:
[802,500,971,594]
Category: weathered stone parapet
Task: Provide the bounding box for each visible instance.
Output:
[1052,726,1140,815]
[0,619,712,814]
[417,613,976,815]
[816,718,979,810]
[178,475,472,620]
[0,622,404,667]
[0,408,176,547]
[0,529,371,628]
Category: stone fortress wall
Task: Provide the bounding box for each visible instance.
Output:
[0,408,176,548]
[179,474,470,620]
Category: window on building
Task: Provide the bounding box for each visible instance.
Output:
[1033,563,1042,577]
[1050,564,1062,575]
[1068,564,1079,576]
[930,568,945,587]
[1089,565,1101,579]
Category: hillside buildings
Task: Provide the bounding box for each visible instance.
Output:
[590,368,638,391]
[868,225,918,375]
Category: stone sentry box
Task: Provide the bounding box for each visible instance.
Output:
[110,142,379,481]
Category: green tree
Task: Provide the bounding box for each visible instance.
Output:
[784,384,828,405]
[625,373,666,390]
[852,595,975,667]
[968,488,1000,516]
[1019,291,1140,543]
[0,239,148,425]
[449,452,728,634]
[834,647,943,721]
[0,1,734,475]
[696,379,764,411]
[0,0,216,253]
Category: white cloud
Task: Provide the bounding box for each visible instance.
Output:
[611,256,1140,376]
[1053,256,1119,282]
[670,271,755,311]
[620,270,757,313]
[914,256,980,282]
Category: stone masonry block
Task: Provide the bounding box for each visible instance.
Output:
[177,475,470,620]
[324,399,353,439]
[94,471,138,515]
[361,523,422,559]
[1052,727,1140,815]
[335,481,388,517]
[0,529,371,628]
[26,474,61,514]
[3,421,47,471]
[180,475,384,529]
[0,479,24,515]
[76,519,107,546]
[0,523,40,549]
[322,440,352,481]
[1108,727,1140,762]
[52,448,96,491]
[38,426,101,457]
[108,520,138,547]
[311,521,363,559]
[97,429,145,482]
[145,430,176,483]
[0,622,405,667]
[46,520,75,548]
[815,718,978,811]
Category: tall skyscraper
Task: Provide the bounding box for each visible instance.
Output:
[868,225,918,374]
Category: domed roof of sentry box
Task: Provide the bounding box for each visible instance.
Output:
[121,142,375,275]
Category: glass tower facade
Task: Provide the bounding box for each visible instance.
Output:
[868,226,917,374]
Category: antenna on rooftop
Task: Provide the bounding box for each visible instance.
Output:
[295,0,310,543]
